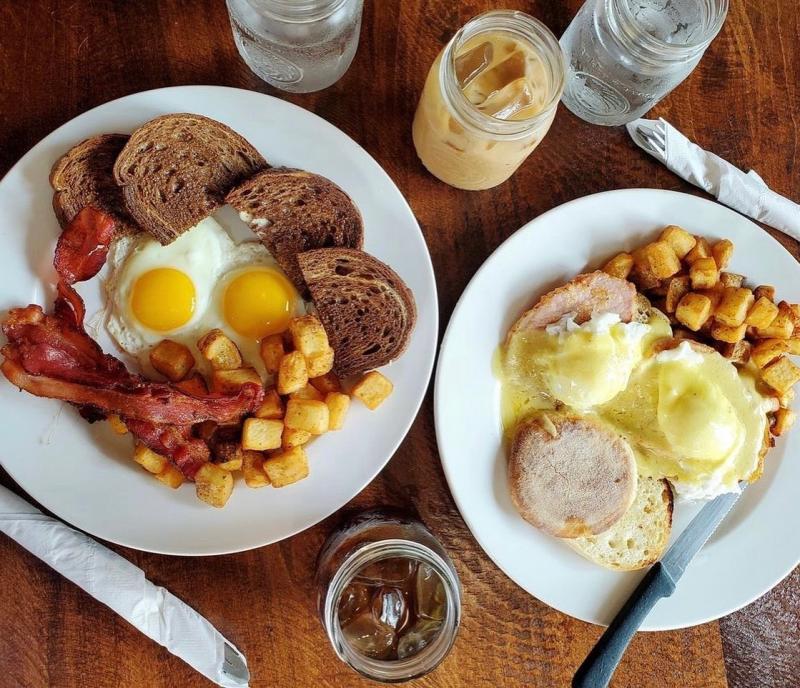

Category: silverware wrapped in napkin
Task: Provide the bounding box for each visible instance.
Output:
[628,118,800,240]
[0,483,249,688]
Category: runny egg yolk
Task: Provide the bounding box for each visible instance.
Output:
[224,268,296,339]
[131,267,196,332]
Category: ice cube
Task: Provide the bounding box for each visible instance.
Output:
[372,585,408,631]
[479,77,535,120]
[341,610,396,660]
[356,557,416,586]
[463,51,526,106]
[455,41,493,88]
[396,619,444,660]
[337,582,372,627]
[415,563,447,621]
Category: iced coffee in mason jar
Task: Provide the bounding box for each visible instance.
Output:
[413,11,565,190]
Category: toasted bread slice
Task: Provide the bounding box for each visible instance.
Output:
[50,134,139,237]
[113,114,267,244]
[568,478,674,571]
[508,413,638,538]
[509,272,636,339]
[225,168,364,295]
[297,248,416,378]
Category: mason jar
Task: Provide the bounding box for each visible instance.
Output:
[560,0,729,126]
[315,509,461,682]
[225,0,364,93]
[412,10,565,191]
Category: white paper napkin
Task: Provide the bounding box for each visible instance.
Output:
[0,484,249,687]
[627,118,800,240]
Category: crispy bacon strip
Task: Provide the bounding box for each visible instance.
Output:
[2,306,263,425]
[124,419,210,480]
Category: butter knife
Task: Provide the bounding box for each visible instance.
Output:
[572,487,744,688]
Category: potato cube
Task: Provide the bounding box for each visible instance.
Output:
[289,384,324,402]
[133,443,168,474]
[754,285,776,302]
[307,347,335,378]
[715,287,754,327]
[788,338,800,355]
[719,272,744,289]
[263,447,309,488]
[630,266,661,291]
[352,371,394,410]
[711,321,747,344]
[211,367,262,394]
[685,236,711,263]
[210,436,244,471]
[695,284,724,310]
[277,351,308,395]
[675,293,712,332]
[242,417,283,451]
[779,302,800,329]
[195,462,234,508]
[602,252,634,280]
[259,334,285,374]
[255,387,284,419]
[310,372,342,394]
[717,339,751,364]
[755,312,794,339]
[149,339,195,382]
[326,392,350,431]
[777,388,796,408]
[285,398,329,435]
[176,372,209,396]
[773,408,796,437]
[751,339,789,369]
[289,315,329,357]
[746,297,779,329]
[242,450,270,488]
[282,426,312,448]
[664,275,691,313]
[633,241,681,281]
[155,464,184,489]
[761,356,800,395]
[198,329,242,370]
[689,257,719,290]
[659,225,696,259]
[107,414,128,435]
[711,239,734,269]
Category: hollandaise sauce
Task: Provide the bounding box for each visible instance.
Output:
[497,312,771,500]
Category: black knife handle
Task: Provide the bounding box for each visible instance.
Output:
[572,563,676,688]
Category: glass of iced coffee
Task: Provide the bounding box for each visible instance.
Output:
[413,10,565,190]
[316,509,461,682]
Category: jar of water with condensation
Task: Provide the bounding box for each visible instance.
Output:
[315,509,462,682]
[225,0,364,93]
[412,10,565,191]
[559,0,728,126]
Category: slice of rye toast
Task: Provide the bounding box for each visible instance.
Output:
[50,134,140,237]
[297,248,416,378]
[113,114,267,245]
[508,412,638,538]
[225,168,364,296]
[568,478,674,571]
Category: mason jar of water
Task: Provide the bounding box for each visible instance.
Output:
[315,509,461,682]
[559,0,729,126]
[225,0,364,93]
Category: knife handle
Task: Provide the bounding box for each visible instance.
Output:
[572,563,676,688]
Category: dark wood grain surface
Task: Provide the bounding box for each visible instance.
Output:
[0,1,798,686]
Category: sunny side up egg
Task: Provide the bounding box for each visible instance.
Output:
[105,217,302,376]
[499,311,772,501]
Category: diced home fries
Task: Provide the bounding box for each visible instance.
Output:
[198,329,243,370]
[150,339,195,381]
[352,371,394,410]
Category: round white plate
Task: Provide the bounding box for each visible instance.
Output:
[435,189,799,630]
[0,86,437,556]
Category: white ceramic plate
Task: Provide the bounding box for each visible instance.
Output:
[435,189,799,630]
[0,86,437,555]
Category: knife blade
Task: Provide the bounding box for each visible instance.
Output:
[573,486,745,688]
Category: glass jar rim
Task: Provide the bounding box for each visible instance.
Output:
[608,0,729,62]
[243,0,351,23]
[322,539,462,682]
[439,10,565,140]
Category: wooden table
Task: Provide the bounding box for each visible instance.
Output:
[0,1,797,686]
